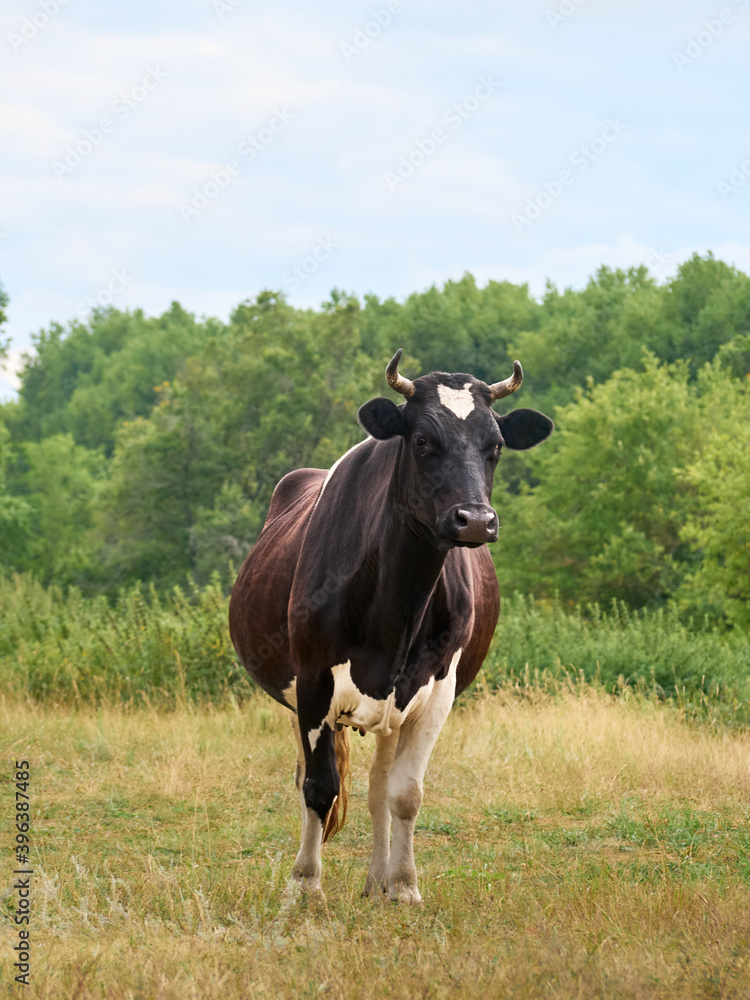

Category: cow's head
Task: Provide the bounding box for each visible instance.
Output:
[358,349,553,548]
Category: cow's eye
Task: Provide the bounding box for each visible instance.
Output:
[414,435,427,450]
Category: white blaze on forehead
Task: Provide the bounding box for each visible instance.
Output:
[437,382,475,419]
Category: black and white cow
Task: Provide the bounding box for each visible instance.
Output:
[229,351,553,902]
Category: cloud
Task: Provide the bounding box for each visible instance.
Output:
[1,0,748,394]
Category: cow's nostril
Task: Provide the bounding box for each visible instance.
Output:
[459,508,494,526]
[448,505,498,544]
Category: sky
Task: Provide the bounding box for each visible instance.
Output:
[1,0,749,399]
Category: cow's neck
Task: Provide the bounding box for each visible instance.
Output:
[382,511,446,619]
[359,484,449,674]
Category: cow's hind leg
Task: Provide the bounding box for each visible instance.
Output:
[290,720,339,895]
[291,715,307,838]
[364,728,399,897]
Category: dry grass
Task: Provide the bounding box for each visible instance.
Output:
[2,687,749,999]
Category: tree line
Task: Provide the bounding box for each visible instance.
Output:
[0,253,748,631]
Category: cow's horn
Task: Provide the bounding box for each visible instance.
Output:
[489,361,523,401]
[386,349,416,398]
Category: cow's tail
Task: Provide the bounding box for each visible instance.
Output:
[323,726,351,843]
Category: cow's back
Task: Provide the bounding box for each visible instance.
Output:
[229,468,325,706]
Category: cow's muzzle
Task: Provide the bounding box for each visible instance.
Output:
[442,504,499,546]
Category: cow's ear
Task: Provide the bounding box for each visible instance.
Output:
[358,398,406,439]
[495,408,554,450]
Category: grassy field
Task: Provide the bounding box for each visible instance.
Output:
[2,686,750,999]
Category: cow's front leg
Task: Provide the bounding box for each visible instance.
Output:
[291,719,339,895]
[386,672,456,904]
[364,728,399,896]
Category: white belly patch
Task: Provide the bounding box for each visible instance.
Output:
[294,651,461,751]
[437,382,475,419]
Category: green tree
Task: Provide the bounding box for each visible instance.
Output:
[507,255,750,416]
[93,291,379,588]
[10,304,222,453]
[20,434,107,584]
[95,389,223,588]
[3,258,749,599]
[678,372,750,629]
[188,482,263,584]
[493,354,702,607]
[660,253,750,370]
[509,266,664,414]
[0,421,32,568]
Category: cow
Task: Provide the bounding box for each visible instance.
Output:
[229,350,553,903]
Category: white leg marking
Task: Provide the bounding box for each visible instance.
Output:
[290,718,325,895]
[437,382,475,419]
[291,809,324,894]
[386,650,460,904]
[364,729,399,897]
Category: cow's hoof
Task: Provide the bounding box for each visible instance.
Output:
[289,873,325,901]
[362,873,387,898]
[387,885,422,905]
